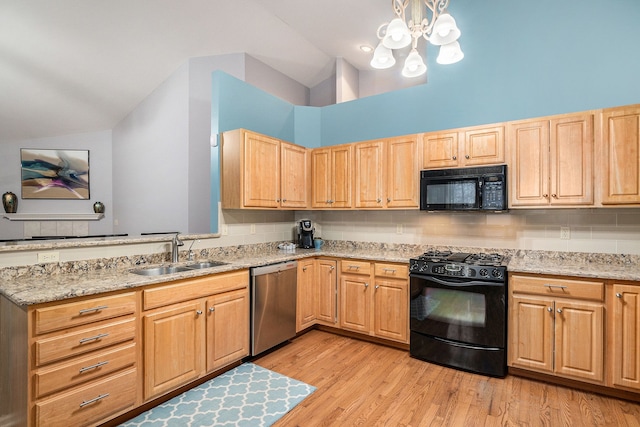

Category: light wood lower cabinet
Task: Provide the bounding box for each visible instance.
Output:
[508,274,604,384]
[296,258,337,332]
[608,283,640,391]
[339,260,409,344]
[142,270,249,401]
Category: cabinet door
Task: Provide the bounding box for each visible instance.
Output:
[311,148,331,208]
[373,279,408,343]
[462,125,505,166]
[601,106,640,204]
[206,289,249,372]
[340,274,371,333]
[387,136,419,208]
[508,295,554,373]
[143,301,204,400]
[354,141,386,208]
[610,284,640,390]
[554,300,604,382]
[316,259,337,325]
[549,114,594,205]
[508,120,550,207]
[421,131,459,169]
[296,259,317,331]
[243,132,280,208]
[331,145,352,208]
[280,142,309,208]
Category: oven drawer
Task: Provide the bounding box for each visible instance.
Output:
[375,263,408,279]
[340,260,371,275]
[510,274,604,301]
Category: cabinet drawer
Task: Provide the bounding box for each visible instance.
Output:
[35,317,136,366]
[34,292,136,335]
[143,270,248,310]
[34,343,136,399]
[35,368,137,427]
[374,263,408,279]
[510,275,604,301]
[340,260,371,275]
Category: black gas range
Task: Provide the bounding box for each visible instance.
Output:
[409,250,508,377]
[410,250,507,282]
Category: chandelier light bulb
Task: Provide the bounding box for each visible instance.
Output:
[402,48,427,78]
[370,42,396,69]
[436,40,464,65]
[429,13,461,46]
[382,17,412,49]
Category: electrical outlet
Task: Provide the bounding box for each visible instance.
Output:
[37,251,60,263]
[250,224,256,234]
[560,227,570,240]
[221,225,229,235]
[396,224,403,234]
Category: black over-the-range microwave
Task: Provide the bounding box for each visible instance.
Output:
[420,165,507,212]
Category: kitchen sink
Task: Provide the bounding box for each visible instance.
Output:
[130,265,192,276]
[184,261,228,269]
[130,260,228,276]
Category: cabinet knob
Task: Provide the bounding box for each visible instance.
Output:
[465,155,470,159]
[302,266,307,272]
[209,307,215,313]
[196,310,203,315]
[364,283,369,288]
[452,156,457,160]
[282,199,287,202]
[547,307,553,312]
[616,293,623,298]
[276,199,280,202]
[377,198,381,203]
[330,266,335,271]
[543,194,549,198]
[556,308,563,314]
[387,198,391,203]
[375,285,380,289]
[551,194,557,198]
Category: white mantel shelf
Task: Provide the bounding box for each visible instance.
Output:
[3,213,104,221]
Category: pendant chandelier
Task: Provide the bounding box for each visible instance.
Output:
[370,0,464,77]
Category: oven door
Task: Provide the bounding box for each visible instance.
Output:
[410,274,505,348]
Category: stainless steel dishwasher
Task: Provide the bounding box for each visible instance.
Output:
[250,260,297,356]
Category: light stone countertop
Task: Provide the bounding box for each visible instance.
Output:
[1,241,639,307]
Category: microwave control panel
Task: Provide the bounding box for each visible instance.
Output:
[481,179,505,210]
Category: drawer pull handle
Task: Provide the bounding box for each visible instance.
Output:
[79,361,109,373]
[79,333,109,344]
[348,265,360,270]
[383,268,396,273]
[616,293,623,298]
[544,284,567,290]
[79,393,110,408]
[78,305,108,315]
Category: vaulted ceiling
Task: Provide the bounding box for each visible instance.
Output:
[0,0,391,143]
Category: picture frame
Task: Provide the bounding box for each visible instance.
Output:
[21,149,90,199]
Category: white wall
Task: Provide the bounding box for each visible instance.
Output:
[245,55,310,106]
[336,58,359,103]
[0,130,113,240]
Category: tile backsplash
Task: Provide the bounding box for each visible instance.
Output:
[211,205,640,255]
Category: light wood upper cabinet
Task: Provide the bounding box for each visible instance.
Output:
[280,142,309,208]
[354,141,386,208]
[311,145,352,208]
[509,113,594,207]
[609,283,640,391]
[353,135,419,209]
[221,129,308,209]
[421,124,504,169]
[600,105,640,205]
[386,135,420,208]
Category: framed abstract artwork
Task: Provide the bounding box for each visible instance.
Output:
[21,149,90,199]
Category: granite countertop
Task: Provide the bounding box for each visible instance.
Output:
[2,241,639,307]
[0,244,423,307]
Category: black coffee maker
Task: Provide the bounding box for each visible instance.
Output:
[297,219,314,248]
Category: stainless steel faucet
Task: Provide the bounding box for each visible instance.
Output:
[171,233,184,263]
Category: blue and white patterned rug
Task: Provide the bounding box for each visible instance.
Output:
[120,363,315,427]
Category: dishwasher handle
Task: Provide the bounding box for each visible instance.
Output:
[251,260,298,276]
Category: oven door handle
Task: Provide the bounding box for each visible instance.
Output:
[419,275,504,288]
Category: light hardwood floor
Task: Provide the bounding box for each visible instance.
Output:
[254,330,640,427]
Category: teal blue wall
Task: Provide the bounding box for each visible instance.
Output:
[211,0,640,231]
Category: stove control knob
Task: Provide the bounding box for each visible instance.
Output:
[479,269,489,277]
[492,269,503,279]
[410,263,418,271]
